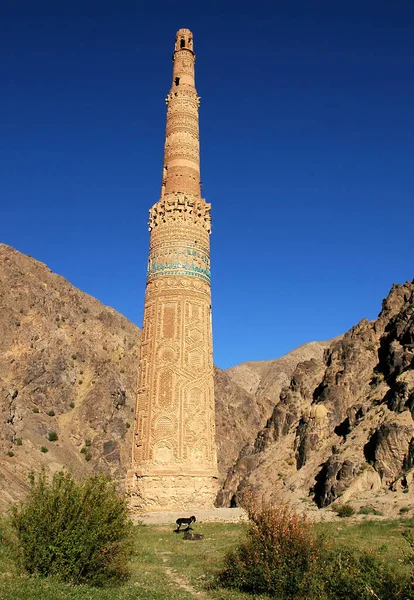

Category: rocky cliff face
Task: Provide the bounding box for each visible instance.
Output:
[226,341,330,400]
[216,342,333,490]
[217,282,414,517]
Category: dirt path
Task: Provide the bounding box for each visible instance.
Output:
[159,551,208,599]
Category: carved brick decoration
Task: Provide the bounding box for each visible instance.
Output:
[126,29,218,511]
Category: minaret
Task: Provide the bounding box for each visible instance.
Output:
[127,29,218,511]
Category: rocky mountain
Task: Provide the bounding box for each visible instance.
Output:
[217,281,414,517]
[0,244,141,506]
[216,341,332,491]
[0,244,324,510]
[226,341,331,411]
[1,244,412,518]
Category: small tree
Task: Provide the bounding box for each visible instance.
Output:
[10,470,132,585]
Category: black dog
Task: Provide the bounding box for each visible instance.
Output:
[175,515,196,531]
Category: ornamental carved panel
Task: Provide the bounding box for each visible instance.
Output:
[128,28,218,511]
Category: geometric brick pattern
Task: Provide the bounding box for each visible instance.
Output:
[127,29,218,511]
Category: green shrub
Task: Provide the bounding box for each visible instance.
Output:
[85,439,91,447]
[358,505,383,516]
[69,402,75,409]
[48,431,58,442]
[32,407,39,414]
[7,451,14,457]
[10,470,132,585]
[333,503,355,518]
[16,438,23,446]
[47,410,55,417]
[40,447,48,453]
[84,452,92,462]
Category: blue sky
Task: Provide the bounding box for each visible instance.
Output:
[1,1,413,369]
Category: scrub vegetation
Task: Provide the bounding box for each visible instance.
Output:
[0,483,413,600]
[6,471,132,586]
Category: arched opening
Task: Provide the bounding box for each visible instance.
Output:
[174,77,180,86]
[180,39,185,48]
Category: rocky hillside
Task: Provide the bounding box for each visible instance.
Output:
[0,244,141,506]
[226,341,331,409]
[217,340,332,490]
[0,244,323,509]
[217,281,414,518]
[2,244,411,517]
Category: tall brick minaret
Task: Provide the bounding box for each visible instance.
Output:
[127,29,218,511]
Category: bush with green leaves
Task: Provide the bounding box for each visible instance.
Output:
[217,492,414,599]
[10,470,132,585]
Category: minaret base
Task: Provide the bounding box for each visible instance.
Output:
[126,470,218,513]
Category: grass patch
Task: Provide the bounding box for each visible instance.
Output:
[358,505,383,516]
[0,521,248,600]
[317,518,414,574]
[0,518,413,599]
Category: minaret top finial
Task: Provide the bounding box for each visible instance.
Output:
[174,28,194,53]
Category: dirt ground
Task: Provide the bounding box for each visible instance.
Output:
[131,507,248,525]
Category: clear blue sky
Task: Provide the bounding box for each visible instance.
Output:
[1,1,413,369]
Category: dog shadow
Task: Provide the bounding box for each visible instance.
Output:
[173,525,193,534]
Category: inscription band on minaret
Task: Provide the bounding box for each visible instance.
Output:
[127,28,218,511]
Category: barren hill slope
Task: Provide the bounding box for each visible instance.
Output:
[226,341,331,404]
[219,342,333,485]
[0,244,141,506]
[217,281,414,518]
